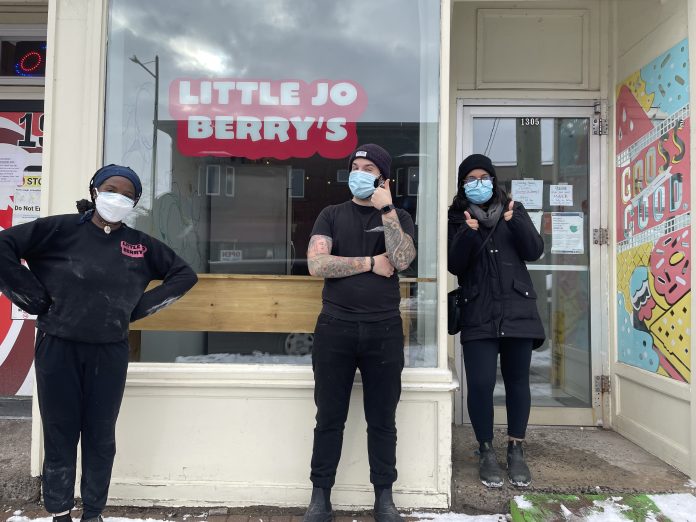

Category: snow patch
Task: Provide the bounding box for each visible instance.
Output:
[512,495,533,510]
[584,498,630,521]
[408,512,506,522]
[648,493,696,521]
[686,479,696,488]
[176,351,312,364]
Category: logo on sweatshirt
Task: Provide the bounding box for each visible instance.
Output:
[121,241,147,258]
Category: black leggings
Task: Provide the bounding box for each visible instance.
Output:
[461,337,533,442]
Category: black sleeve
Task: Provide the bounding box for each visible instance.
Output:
[506,201,545,261]
[130,237,198,322]
[0,218,54,314]
[447,219,482,276]
[310,206,333,239]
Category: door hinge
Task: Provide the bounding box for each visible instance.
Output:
[592,117,608,135]
[594,375,611,394]
[593,228,609,245]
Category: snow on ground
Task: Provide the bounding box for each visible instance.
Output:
[648,493,696,521]
[582,497,632,521]
[5,515,508,522]
[408,513,506,521]
[511,495,532,510]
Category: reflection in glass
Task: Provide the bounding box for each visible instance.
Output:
[106,0,440,366]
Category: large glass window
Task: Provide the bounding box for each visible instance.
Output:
[105,0,440,366]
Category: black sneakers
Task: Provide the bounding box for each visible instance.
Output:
[302,487,333,522]
[477,441,504,488]
[373,486,403,522]
[507,440,532,487]
[52,515,72,522]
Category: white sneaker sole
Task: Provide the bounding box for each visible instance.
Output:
[481,479,504,488]
[509,479,531,487]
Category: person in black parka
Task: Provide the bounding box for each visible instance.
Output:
[448,154,545,489]
[0,165,198,522]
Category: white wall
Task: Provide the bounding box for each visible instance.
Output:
[33,0,457,509]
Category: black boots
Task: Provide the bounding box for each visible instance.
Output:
[302,487,333,522]
[373,486,403,522]
[477,441,504,488]
[507,440,532,487]
[303,485,402,522]
[52,515,72,522]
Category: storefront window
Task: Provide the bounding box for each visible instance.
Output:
[104,0,440,367]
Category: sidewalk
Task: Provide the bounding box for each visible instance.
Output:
[2,413,695,520]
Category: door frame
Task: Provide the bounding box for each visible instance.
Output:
[453,99,608,427]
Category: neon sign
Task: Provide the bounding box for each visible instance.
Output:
[1,41,47,77]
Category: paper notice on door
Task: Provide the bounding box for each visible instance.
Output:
[551,212,584,254]
[511,179,543,209]
[550,184,573,206]
[528,211,543,234]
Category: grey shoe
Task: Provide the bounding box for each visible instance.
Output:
[374,487,403,522]
[302,487,333,522]
[477,441,504,488]
[507,440,532,487]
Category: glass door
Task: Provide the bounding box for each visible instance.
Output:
[455,103,605,426]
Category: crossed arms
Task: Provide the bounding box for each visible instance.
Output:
[307,212,416,278]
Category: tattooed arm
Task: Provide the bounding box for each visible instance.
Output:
[382,210,416,271]
[307,234,370,278]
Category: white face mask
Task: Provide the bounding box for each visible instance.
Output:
[94,191,135,223]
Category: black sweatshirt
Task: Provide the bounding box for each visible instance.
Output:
[0,213,198,343]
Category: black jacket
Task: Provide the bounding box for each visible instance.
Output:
[0,214,198,343]
[447,201,546,348]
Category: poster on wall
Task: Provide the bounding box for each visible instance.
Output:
[615,39,691,383]
[0,109,43,396]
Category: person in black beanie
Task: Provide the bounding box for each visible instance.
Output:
[0,164,197,522]
[447,154,545,488]
[302,144,416,522]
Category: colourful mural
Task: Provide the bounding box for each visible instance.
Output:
[616,39,691,383]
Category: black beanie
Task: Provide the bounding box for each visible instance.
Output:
[457,154,496,188]
[348,144,392,177]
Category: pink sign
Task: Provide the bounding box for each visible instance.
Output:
[169,79,368,160]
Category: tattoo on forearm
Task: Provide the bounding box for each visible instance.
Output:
[382,213,416,271]
[307,234,367,278]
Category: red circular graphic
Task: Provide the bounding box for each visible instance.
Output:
[19,51,42,73]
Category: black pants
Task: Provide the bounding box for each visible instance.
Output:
[35,332,129,518]
[310,313,404,488]
[461,337,533,442]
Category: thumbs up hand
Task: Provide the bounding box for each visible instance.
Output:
[371,178,392,209]
[504,200,514,221]
[464,210,479,231]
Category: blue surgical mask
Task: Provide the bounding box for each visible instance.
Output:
[464,179,494,204]
[349,170,379,199]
